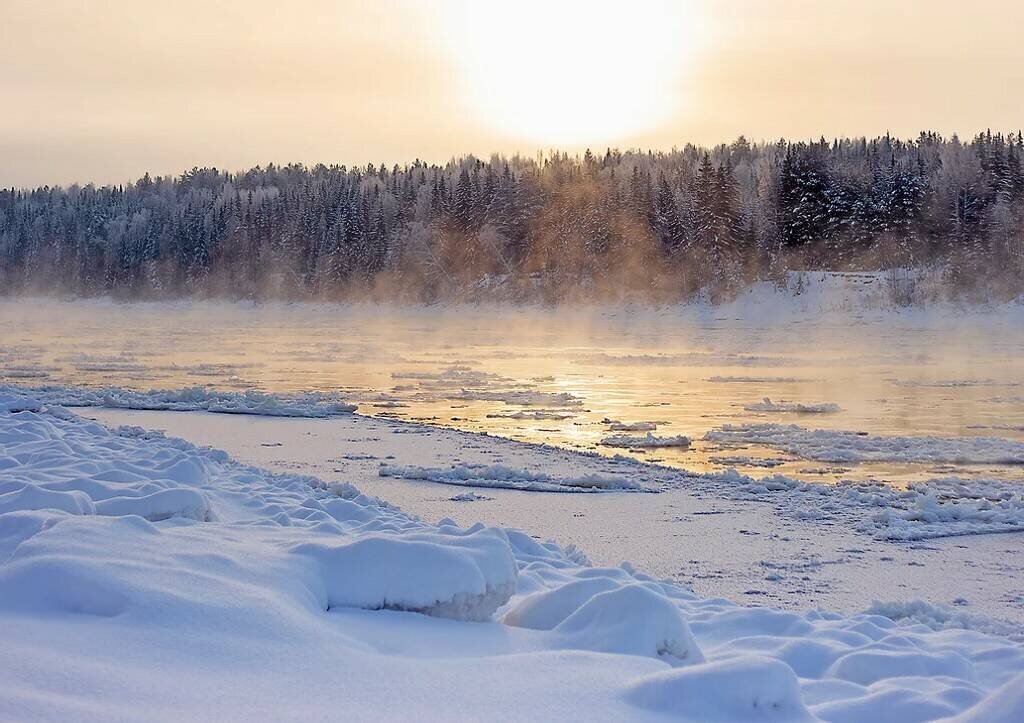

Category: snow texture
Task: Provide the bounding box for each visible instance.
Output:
[2,397,1024,721]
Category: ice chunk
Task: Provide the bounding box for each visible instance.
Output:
[600,432,691,449]
[379,463,647,493]
[705,423,1024,464]
[744,398,841,414]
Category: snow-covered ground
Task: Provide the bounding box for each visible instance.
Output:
[4,397,1024,721]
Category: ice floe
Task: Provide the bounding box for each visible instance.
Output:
[705,470,1024,541]
[605,420,659,432]
[744,398,842,414]
[600,432,691,449]
[0,384,357,417]
[379,463,647,493]
[707,375,812,383]
[486,410,576,420]
[452,389,584,407]
[705,423,1024,464]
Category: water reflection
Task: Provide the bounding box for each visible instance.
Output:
[2,299,1022,486]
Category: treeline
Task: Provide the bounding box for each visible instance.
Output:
[1,131,1022,302]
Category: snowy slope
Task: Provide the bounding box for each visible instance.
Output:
[2,400,1024,721]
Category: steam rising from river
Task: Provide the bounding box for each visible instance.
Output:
[2,282,1023,486]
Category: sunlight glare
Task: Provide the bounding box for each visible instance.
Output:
[443,0,698,146]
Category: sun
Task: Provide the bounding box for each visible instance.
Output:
[442,0,699,147]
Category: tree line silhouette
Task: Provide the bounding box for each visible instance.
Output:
[1,131,1021,301]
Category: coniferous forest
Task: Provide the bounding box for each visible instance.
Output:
[2,131,1023,302]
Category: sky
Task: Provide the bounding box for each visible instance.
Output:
[3,0,1023,187]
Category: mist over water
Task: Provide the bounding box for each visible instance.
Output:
[2,293,1023,486]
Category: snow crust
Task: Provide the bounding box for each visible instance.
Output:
[2,399,1024,721]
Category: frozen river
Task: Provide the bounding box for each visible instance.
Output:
[2,294,1024,487]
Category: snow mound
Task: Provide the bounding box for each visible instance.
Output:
[600,432,691,449]
[94,488,212,522]
[555,584,703,664]
[625,655,814,721]
[945,673,1024,722]
[503,576,624,630]
[705,423,1024,464]
[379,463,647,493]
[0,485,96,516]
[0,383,357,417]
[744,398,841,414]
[293,528,516,621]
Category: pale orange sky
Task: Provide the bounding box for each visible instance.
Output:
[2,0,1022,187]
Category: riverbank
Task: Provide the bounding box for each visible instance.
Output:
[85,406,1024,627]
[3,399,1024,721]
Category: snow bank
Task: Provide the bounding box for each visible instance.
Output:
[705,423,1024,464]
[379,463,647,493]
[0,383,357,417]
[600,432,691,449]
[3,401,1024,721]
